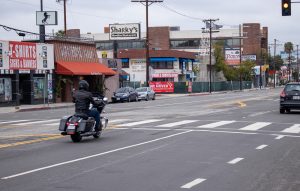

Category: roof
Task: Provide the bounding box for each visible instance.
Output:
[118,49,196,60]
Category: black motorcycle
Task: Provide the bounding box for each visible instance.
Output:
[59,95,108,142]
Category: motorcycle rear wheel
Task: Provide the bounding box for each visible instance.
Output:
[71,133,82,142]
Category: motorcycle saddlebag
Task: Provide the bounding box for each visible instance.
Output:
[59,116,71,131]
[77,118,95,132]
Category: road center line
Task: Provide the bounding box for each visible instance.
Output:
[228,158,244,164]
[181,178,206,189]
[256,145,268,150]
[1,130,193,180]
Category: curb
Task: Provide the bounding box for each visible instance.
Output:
[16,105,73,112]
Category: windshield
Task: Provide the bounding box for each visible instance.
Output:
[116,88,128,93]
[285,84,300,92]
[136,87,148,92]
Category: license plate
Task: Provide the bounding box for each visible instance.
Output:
[293,96,300,100]
[117,98,120,100]
[67,124,75,130]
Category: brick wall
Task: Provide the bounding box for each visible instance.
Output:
[149,27,170,50]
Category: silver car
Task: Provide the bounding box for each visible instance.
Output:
[136,87,156,101]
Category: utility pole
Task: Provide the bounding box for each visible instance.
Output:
[273,39,277,87]
[202,19,219,93]
[57,0,67,35]
[131,0,163,86]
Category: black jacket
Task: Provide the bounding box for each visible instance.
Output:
[72,89,95,114]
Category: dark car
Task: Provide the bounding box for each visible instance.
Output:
[136,87,155,101]
[280,82,300,113]
[111,87,138,103]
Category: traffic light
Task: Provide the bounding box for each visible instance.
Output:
[282,0,291,16]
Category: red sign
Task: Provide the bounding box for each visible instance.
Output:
[152,73,178,78]
[149,81,174,93]
[9,41,37,70]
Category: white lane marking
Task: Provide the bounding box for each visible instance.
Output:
[109,119,130,124]
[157,120,198,128]
[46,123,60,126]
[239,122,271,131]
[15,119,60,126]
[1,130,193,180]
[181,178,206,189]
[228,158,244,164]
[117,119,162,127]
[281,124,300,134]
[197,121,235,128]
[256,145,268,150]
[0,120,31,125]
[275,135,285,139]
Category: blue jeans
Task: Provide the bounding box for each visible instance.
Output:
[87,109,100,131]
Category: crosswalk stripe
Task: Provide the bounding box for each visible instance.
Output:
[45,123,60,126]
[198,120,236,128]
[156,120,198,128]
[0,120,31,125]
[15,119,60,126]
[239,122,271,131]
[117,119,162,127]
[281,124,300,133]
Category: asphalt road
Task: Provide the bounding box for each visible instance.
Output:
[0,88,300,191]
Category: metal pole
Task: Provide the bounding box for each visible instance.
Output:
[297,45,299,82]
[209,20,212,93]
[145,0,150,86]
[260,47,262,89]
[39,0,45,43]
[239,24,242,90]
[273,39,277,87]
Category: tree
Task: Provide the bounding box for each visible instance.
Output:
[284,42,294,81]
[55,30,65,38]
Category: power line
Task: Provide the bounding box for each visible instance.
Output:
[158,3,204,20]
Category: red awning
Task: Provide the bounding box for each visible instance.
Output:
[56,61,116,76]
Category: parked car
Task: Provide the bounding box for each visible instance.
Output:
[111,87,138,103]
[136,87,155,101]
[280,82,300,113]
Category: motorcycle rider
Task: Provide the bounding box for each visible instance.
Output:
[72,80,101,133]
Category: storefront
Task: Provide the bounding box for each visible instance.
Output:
[0,40,54,106]
[50,40,116,102]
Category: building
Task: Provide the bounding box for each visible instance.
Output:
[83,23,268,87]
[0,40,54,106]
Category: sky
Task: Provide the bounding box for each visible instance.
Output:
[0,0,299,53]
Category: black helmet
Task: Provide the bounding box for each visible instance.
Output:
[79,80,89,91]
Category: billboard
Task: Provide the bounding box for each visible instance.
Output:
[9,41,37,70]
[109,23,141,40]
[149,81,174,93]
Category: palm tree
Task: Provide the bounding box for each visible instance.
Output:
[284,42,293,81]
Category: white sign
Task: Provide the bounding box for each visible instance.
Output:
[36,43,54,70]
[242,55,256,61]
[36,11,58,25]
[225,49,240,65]
[109,23,141,40]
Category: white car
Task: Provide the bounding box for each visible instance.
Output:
[136,87,156,101]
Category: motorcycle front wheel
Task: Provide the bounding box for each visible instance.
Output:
[71,133,82,142]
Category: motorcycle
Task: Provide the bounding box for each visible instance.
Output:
[59,95,108,142]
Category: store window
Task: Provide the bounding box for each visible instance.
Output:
[0,78,12,102]
[33,77,45,99]
[152,61,174,69]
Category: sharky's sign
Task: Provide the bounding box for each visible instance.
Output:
[9,41,37,70]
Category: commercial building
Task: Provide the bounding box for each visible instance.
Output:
[83,23,268,87]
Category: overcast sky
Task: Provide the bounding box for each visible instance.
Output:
[0,0,299,53]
